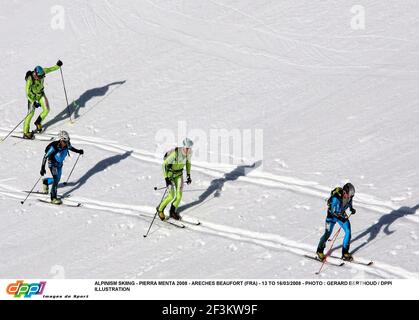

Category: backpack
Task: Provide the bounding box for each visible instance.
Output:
[327,187,343,209]
[163,148,178,160]
[25,70,33,81]
[45,141,57,154]
[163,148,182,172]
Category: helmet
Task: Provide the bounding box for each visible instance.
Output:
[58,130,70,142]
[34,66,45,77]
[343,183,355,197]
[182,137,194,148]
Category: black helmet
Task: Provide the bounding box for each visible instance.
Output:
[343,183,355,197]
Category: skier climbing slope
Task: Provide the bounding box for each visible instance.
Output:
[40,130,84,204]
[23,60,63,139]
[316,183,357,261]
[156,138,193,221]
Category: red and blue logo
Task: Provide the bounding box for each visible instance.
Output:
[6,280,46,298]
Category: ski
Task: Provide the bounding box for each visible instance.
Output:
[138,212,186,229]
[328,255,373,266]
[345,259,373,266]
[182,220,201,226]
[25,191,71,197]
[38,198,82,207]
[180,217,201,226]
[11,134,54,141]
[11,134,35,140]
[165,218,186,228]
[304,255,345,267]
[25,191,48,195]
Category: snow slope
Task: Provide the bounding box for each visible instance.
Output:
[0,0,418,279]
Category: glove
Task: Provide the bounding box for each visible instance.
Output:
[337,212,349,222]
[40,167,46,176]
[78,149,84,155]
[165,177,172,187]
[350,208,356,215]
[186,174,192,185]
[56,60,63,67]
[34,102,41,109]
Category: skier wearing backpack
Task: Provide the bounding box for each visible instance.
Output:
[40,130,84,204]
[156,138,193,220]
[316,183,357,261]
[23,60,63,139]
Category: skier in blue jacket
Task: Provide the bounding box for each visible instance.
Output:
[316,183,356,261]
[40,130,84,204]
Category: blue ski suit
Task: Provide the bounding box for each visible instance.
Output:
[317,192,354,255]
[41,141,83,199]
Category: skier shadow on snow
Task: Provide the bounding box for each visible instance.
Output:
[43,81,126,130]
[334,204,419,255]
[61,151,133,197]
[178,160,262,214]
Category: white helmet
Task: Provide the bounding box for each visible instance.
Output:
[58,130,70,142]
[343,183,355,197]
[182,137,193,148]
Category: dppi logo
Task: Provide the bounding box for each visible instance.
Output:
[6,280,46,298]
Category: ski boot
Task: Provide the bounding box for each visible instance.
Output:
[42,181,49,194]
[316,251,326,261]
[156,206,165,221]
[51,198,62,205]
[22,132,35,140]
[169,205,181,220]
[342,253,354,262]
[34,116,43,133]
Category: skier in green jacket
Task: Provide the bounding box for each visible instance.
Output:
[157,138,193,220]
[23,60,63,139]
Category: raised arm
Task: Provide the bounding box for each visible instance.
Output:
[43,64,60,75]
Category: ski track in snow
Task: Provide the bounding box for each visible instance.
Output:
[1,128,418,277]
[0,99,17,108]
[100,0,374,73]
[0,183,417,279]
[1,128,419,279]
[2,128,415,222]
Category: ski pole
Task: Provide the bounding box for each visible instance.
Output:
[21,176,42,205]
[1,116,26,142]
[316,213,352,275]
[59,67,72,122]
[143,187,168,238]
[153,186,167,191]
[63,154,81,186]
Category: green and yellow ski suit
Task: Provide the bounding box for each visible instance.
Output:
[158,147,192,212]
[23,65,60,134]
